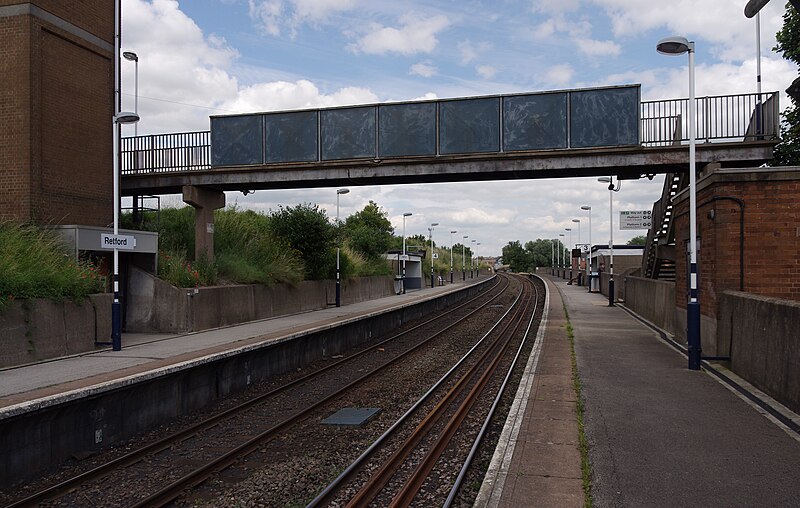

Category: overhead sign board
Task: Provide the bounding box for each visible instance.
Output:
[101,234,137,250]
[620,210,652,230]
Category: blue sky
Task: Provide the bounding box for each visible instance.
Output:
[120,0,795,257]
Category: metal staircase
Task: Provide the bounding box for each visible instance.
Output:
[642,171,685,281]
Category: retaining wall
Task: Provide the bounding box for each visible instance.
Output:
[622,276,676,334]
[718,291,800,414]
[0,294,112,368]
[126,267,395,333]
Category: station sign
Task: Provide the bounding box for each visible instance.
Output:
[398,254,410,261]
[100,233,137,250]
[620,210,652,230]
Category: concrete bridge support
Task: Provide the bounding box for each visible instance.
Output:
[182,185,225,262]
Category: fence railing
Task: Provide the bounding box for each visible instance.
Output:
[120,92,779,175]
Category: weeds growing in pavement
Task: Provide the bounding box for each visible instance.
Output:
[564,306,593,508]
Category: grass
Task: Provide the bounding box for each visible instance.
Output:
[564,306,594,508]
[0,221,105,311]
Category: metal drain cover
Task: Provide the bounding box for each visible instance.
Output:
[322,407,381,427]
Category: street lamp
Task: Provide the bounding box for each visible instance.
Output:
[558,233,565,277]
[565,227,572,278]
[402,213,412,294]
[551,239,555,275]
[335,188,349,307]
[462,235,468,281]
[598,177,621,307]
[581,205,592,292]
[657,35,701,370]
[572,219,581,283]
[476,242,481,277]
[122,51,139,137]
[470,239,477,278]
[429,222,439,288]
[450,230,457,283]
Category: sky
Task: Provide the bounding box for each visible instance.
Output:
[120,0,796,257]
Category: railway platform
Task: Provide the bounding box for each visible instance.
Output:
[482,275,800,507]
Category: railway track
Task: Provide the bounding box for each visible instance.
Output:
[308,273,541,507]
[5,275,535,508]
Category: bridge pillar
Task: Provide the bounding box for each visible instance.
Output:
[182,186,225,262]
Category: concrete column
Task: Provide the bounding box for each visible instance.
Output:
[182,186,225,262]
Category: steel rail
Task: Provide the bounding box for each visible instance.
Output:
[307,274,528,507]
[6,277,504,508]
[126,276,509,508]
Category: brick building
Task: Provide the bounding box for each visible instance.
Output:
[672,165,800,350]
[0,1,114,226]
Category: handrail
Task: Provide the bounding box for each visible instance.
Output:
[120,92,779,176]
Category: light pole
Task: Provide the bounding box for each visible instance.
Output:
[657,35,701,370]
[111,1,139,352]
[565,227,572,278]
[402,213,412,294]
[450,230,457,283]
[572,219,581,283]
[551,239,555,275]
[429,222,439,288]
[598,177,621,306]
[581,205,592,292]
[122,51,139,137]
[470,239,477,278]
[462,235,468,280]
[335,188,349,307]
[558,233,565,277]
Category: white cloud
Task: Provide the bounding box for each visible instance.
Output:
[410,61,437,77]
[248,0,357,36]
[349,13,450,55]
[248,0,283,36]
[530,0,581,14]
[575,38,621,57]
[222,80,378,112]
[476,65,497,79]
[458,40,478,64]
[545,63,575,86]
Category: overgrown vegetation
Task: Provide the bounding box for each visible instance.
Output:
[564,306,593,507]
[772,3,800,166]
[0,222,105,311]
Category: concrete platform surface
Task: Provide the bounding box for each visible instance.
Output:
[0,277,484,413]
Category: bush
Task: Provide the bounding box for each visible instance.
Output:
[0,222,105,310]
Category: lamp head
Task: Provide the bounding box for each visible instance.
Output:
[451,230,457,234]
[403,212,412,217]
[565,228,572,232]
[572,219,580,223]
[656,36,693,55]
[581,205,591,211]
[122,51,138,62]
[114,111,140,124]
[744,0,770,18]
[431,222,439,227]
[337,188,350,194]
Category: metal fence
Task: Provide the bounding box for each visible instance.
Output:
[121,131,210,175]
[121,92,779,175]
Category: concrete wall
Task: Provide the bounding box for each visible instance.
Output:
[718,291,800,414]
[623,276,676,334]
[0,294,112,368]
[126,267,395,333]
[0,277,494,487]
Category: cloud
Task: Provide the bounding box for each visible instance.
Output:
[410,61,437,77]
[545,63,575,86]
[458,40,478,64]
[575,38,621,57]
[348,12,450,55]
[247,0,356,36]
[476,65,497,79]
[221,80,378,112]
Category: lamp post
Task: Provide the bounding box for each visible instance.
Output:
[551,239,555,275]
[470,239,477,278]
[565,227,572,278]
[598,177,620,306]
[581,205,592,292]
[572,219,581,283]
[111,1,139,352]
[476,242,481,277]
[429,222,439,288]
[402,212,412,294]
[558,233,565,277]
[335,188,349,307]
[462,235,468,281]
[657,35,701,370]
[450,230,457,283]
[122,51,139,137]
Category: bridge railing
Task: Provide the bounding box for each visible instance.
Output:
[641,91,779,146]
[121,131,210,175]
[121,92,779,175]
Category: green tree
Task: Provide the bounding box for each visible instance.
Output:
[627,235,647,246]
[269,203,335,280]
[502,240,530,272]
[343,201,394,259]
[773,3,800,165]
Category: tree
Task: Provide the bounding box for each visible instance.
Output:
[627,235,647,246]
[343,201,394,259]
[773,3,800,165]
[269,203,335,280]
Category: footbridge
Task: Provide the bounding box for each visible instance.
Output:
[119,84,779,259]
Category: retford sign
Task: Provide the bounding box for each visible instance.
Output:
[101,233,137,250]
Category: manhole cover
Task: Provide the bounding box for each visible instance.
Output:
[322,407,381,427]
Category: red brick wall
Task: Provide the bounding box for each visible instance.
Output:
[675,170,800,318]
[0,3,114,226]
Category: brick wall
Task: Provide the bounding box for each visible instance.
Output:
[0,2,113,226]
[674,168,800,319]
